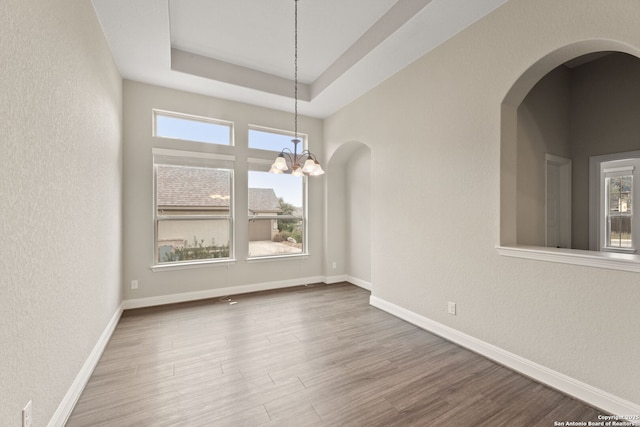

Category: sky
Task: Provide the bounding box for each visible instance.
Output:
[249,171,303,208]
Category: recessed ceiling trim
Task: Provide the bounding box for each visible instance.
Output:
[171,48,311,101]
[92,0,510,118]
[312,0,433,98]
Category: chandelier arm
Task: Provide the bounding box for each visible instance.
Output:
[280,150,295,163]
[298,150,317,160]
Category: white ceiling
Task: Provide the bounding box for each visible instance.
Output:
[91,0,508,118]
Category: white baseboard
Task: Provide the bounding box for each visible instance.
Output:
[346,276,372,291]
[325,274,348,284]
[370,295,640,420]
[123,275,325,310]
[48,303,123,427]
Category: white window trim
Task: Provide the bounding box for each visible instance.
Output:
[153,109,234,146]
[153,148,235,166]
[246,253,310,263]
[248,124,308,153]
[589,150,640,251]
[150,258,237,272]
[600,163,636,253]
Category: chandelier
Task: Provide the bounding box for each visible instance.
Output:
[269,0,324,177]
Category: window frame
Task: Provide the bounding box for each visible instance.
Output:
[153,109,234,146]
[248,124,307,153]
[152,148,236,270]
[589,151,640,253]
[599,161,638,254]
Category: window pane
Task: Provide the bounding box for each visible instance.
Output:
[248,218,303,257]
[608,216,632,248]
[248,171,304,257]
[157,165,231,212]
[157,219,230,263]
[155,113,231,145]
[606,175,632,248]
[156,164,232,263]
[249,128,299,152]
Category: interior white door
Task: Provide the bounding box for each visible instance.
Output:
[546,163,560,247]
[545,154,572,248]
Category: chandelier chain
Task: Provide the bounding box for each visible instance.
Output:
[294,0,298,140]
[268,0,323,176]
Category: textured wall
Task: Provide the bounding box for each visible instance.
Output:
[0,0,122,425]
[325,0,640,407]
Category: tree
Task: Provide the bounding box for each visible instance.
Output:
[277,197,297,232]
[273,198,302,245]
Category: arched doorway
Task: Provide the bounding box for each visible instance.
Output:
[325,141,372,290]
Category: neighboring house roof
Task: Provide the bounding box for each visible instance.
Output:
[157,165,282,213]
[157,165,230,208]
[248,188,281,214]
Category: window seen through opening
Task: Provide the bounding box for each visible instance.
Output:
[606,175,632,249]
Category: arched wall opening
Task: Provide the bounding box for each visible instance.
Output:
[324,141,372,289]
[500,40,640,254]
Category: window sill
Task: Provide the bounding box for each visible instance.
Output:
[496,245,640,273]
[246,253,309,263]
[601,246,637,254]
[150,259,236,272]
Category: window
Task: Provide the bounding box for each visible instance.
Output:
[154,110,232,146]
[151,113,312,266]
[247,127,308,258]
[599,158,639,253]
[153,149,234,265]
[247,168,305,258]
[249,126,301,152]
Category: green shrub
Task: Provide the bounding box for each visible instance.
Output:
[163,237,229,262]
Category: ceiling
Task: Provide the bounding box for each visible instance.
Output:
[91,0,508,118]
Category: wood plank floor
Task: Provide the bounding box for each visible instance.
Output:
[67,283,603,426]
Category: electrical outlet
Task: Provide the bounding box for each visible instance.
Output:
[332,262,337,269]
[22,400,32,427]
[131,280,138,290]
[448,302,456,316]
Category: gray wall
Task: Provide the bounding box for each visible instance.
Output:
[517,66,572,246]
[324,141,370,282]
[0,0,123,424]
[122,81,325,301]
[325,0,640,407]
[346,146,372,285]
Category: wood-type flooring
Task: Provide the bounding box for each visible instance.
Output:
[67,282,603,426]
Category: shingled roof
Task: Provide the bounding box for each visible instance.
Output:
[157,165,230,208]
[248,188,281,214]
[157,165,282,213]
